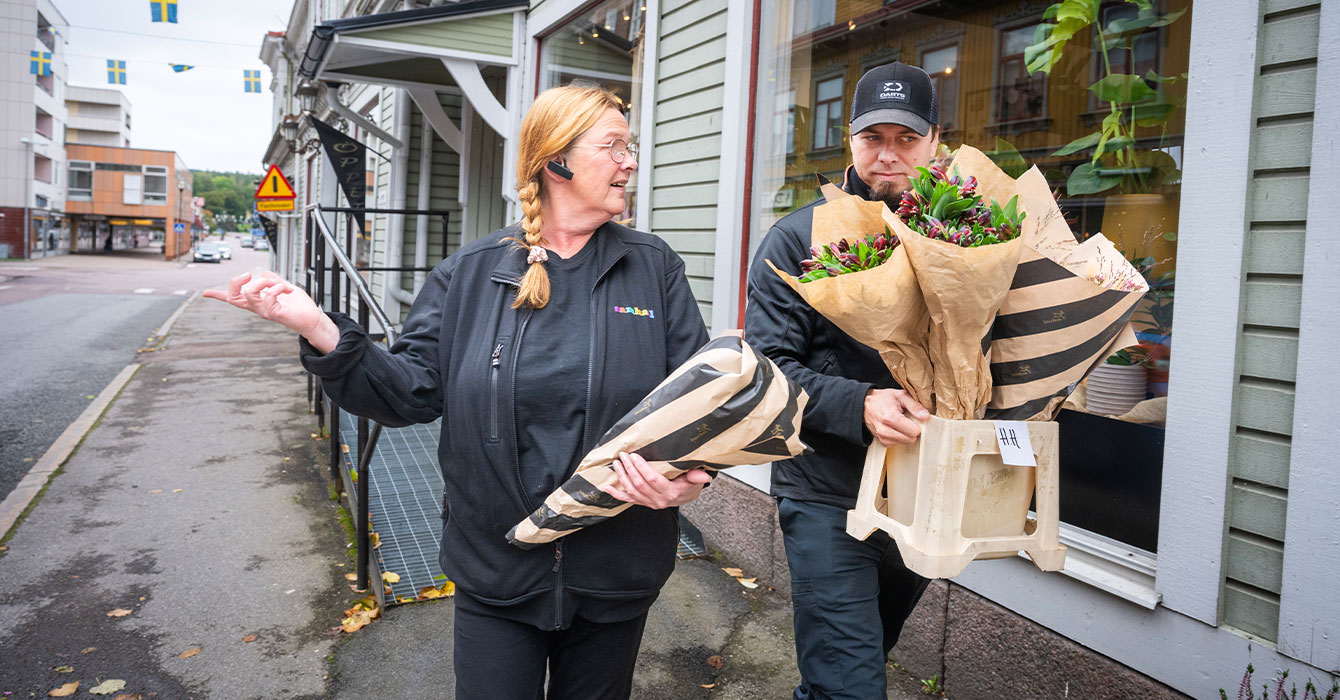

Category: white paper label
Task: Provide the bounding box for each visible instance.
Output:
[993,421,1037,467]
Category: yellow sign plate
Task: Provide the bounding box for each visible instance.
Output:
[255,164,297,199]
[256,199,295,211]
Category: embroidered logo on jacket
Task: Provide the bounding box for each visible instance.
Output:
[613,305,655,319]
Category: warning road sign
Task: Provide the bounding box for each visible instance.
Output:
[255,164,296,199]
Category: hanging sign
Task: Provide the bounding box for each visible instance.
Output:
[310,117,368,232]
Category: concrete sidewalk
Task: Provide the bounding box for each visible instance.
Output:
[0,293,931,699]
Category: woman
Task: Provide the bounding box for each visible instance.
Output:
[206,85,711,699]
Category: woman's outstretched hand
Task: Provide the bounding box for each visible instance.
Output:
[606,452,712,509]
[202,270,340,353]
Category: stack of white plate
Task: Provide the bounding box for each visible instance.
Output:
[1085,364,1147,416]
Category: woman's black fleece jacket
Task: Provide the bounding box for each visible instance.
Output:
[299,222,709,629]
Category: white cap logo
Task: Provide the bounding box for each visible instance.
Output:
[878,81,908,102]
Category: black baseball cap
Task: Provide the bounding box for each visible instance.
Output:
[849,62,938,136]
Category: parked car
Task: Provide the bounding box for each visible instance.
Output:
[217,243,233,260]
[192,242,224,263]
[254,238,270,251]
[240,237,254,248]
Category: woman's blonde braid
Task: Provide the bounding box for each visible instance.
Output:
[511,178,551,309]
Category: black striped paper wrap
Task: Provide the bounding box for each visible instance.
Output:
[507,331,810,549]
[985,245,1145,420]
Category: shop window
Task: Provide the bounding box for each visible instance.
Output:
[750,0,1194,558]
[996,23,1048,125]
[69,161,92,201]
[811,75,844,151]
[144,166,168,205]
[538,0,646,223]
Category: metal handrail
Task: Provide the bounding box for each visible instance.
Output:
[301,202,450,604]
[309,206,399,344]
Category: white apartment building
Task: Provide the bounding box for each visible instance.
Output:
[65,85,132,148]
[1,0,70,258]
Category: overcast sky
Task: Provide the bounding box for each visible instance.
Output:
[56,0,294,174]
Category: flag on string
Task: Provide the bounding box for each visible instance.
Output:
[169,64,194,72]
[30,51,51,76]
[150,0,177,23]
[243,69,261,93]
[107,60,126,85]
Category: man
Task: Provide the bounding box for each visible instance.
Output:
[745,62,939,700]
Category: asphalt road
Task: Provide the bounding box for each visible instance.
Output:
[0,242,270,503]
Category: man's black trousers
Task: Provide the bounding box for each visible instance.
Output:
[452,605,649,700]
[778,497,931,700]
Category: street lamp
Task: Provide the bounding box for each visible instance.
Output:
[280,114,299,150]
[19,137,32,260]
[295,79,319,116]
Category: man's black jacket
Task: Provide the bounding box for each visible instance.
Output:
[745,168,899,509]
[300,222,708,626]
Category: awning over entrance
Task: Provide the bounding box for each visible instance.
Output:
[298,0,528,205]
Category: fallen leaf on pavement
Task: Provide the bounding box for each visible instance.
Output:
[85,394,95,399]
[147,489,162,494]
[382,572,400,583]
[81,647,96,654]
[242,635,257,643]
[106,609,133,617]
[171,489,183,493]
[89,679,127,695]
[283,457,291,461]
[721,567,744,577]
[49,681,79,697]
[701,683,715,689]
[341,444,349,454]
[344,573,358,581]
[112,693,143,700]
[0,545,8,552]
[369,532,381,549]
[178,647,201,659]
[417,581,456,600]
[53,665,74,673]
[706,654,724,669]
[738,579,759,590]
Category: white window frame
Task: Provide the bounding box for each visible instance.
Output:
[143,165,168,205]
[68,160,92,201]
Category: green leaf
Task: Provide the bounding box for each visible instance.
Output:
[985,138,1028,178]
[1090,74,1158,104]
[1162,231,1178,242]
[1056,0,1098,23]
[1131,101,1174,126]
[1106,15,1158,36]
[1149,7,1186,27]
[1066,162,1122,195]
[1053,132,1101,157]
[1126,0,1153,11]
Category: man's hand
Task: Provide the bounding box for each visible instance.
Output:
[605,452,711,509]
[863,388,930,446]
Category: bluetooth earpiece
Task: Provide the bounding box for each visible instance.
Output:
[546,160,574,181]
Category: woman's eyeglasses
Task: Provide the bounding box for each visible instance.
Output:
[570,139,639,164]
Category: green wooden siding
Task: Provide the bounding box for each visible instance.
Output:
[463,77,509,244]
[650,0,729,323]
[349,12,514,58]
[1222,0,1322,642]
[401,91,465,293]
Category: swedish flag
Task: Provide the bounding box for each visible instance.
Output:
[29,51,51,76]
[150,0,177,23]
[169,64,194,72]
[244,69,261,93]
[107,60,126,85]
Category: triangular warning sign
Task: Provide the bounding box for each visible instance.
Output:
[255,164,296,199]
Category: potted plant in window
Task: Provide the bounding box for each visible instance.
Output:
[1023,0,1187,274]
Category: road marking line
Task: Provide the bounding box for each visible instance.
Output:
[186,264,197,269]
[0,285,10,291]
[173,290,187,295]
[134,288,155,294]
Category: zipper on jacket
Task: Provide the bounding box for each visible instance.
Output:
[511,309,537,512]
[488,343,503,441]
[552,540,565,630]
